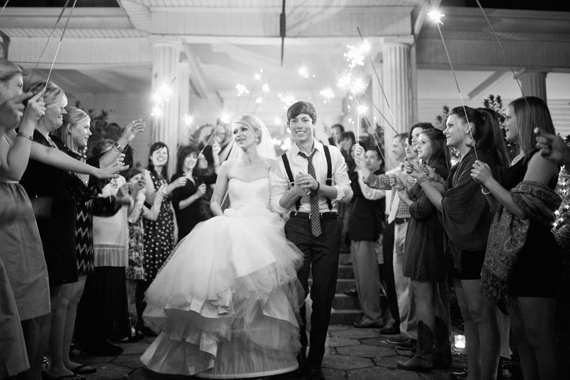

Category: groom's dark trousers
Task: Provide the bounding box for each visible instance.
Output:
[285,213,341,367]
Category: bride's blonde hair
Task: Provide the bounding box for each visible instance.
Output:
[232,114,265,144]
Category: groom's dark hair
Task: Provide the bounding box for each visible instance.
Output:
[287,101,317,125]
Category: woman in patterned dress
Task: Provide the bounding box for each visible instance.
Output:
[124,168,164,333]
[52,108,144,362]
[136,142,186,334]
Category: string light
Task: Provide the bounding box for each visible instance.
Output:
[298,67,309,78]
[262,84,270,92]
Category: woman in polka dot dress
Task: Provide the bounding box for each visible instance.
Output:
[137,142,187,333]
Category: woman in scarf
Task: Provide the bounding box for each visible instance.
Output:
[406,106,509,380]
[472,96,561,380]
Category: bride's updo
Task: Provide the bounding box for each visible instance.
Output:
[233,114,265,144]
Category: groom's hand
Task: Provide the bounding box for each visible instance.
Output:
[294,173,312,196]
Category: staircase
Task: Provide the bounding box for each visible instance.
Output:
[330,253,362,325]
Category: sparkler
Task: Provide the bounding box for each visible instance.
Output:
[43,0,78,90]
[298,62,317,101]
[428,7,479,161]
[356,27,397,128]
[244,69,263,113]
[0,0,10,18]
[234,84,249,115]
[142,77,177,123]
[27,0,72,86]
[473,0,537,133]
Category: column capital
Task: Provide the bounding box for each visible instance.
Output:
[514,68,549,80]
[381,36,415,48]
[149,36,183,50]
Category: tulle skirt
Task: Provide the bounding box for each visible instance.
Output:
[141,204,304,378]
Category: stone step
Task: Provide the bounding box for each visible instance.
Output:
[335,278,355,293]
[329,309,362,325]
[332,294,360,309]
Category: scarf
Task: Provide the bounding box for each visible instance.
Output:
[480,180,562,302]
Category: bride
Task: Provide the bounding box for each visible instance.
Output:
[141,115,303,378]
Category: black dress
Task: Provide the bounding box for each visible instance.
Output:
[171,171,215,241]
[20,132,78,286]
[502,151,561,297]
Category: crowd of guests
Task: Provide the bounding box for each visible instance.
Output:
[327,102,568,380]
[1,52,569,380]
[0,58,233,380]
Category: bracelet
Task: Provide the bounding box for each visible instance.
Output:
[417,174,429,184]
[481,188,491,195]
[17,131,34,141]
[112,142,125,154]
[315,182,320,192]
[395,185,405,192]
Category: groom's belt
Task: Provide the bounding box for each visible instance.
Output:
[289,211,338,219]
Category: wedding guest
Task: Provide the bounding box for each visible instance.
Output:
[136,142,186,334]
[171,145,210,241]
[473,97,561,380]
[350,147,385,329]
[406,106,509,380]
[394,128,451,371]
[124,169,163,333]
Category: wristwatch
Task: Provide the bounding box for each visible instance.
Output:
[113,142,125,154]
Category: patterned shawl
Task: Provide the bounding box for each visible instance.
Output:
[481,180,562,302]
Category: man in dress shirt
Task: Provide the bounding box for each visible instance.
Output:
[356,132,418,346]
[270,101,352,380]
[350,148,385,328]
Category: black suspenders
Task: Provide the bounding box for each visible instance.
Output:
[281,145,333,211]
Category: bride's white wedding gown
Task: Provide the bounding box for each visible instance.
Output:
[140,177,303,378]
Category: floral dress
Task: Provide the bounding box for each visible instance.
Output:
[142,170,175,282]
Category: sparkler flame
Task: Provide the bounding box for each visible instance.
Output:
[350,77,367,94]
[236,84,249,96]
[220,112,230,124]
[320,88,335,100]
[344,39,371,69]
[428,10,445,25]
[182,114,194,126]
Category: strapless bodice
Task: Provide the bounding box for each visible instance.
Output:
[228,178,270,209]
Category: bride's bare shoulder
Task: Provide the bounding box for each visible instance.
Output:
[261,157,275,169]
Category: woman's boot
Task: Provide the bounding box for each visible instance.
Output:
[433,316,452,369]
[397,321,433,372]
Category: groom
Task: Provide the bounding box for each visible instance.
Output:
[270,101,352,380]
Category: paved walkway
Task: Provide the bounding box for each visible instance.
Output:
[71,325,467,380]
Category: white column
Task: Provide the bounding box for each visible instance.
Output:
[516,69,547,103]
[380,40,414,169]
[178,61,191,146]
[151,39,181,176]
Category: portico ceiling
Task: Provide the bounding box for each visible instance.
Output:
[2,0,570,124]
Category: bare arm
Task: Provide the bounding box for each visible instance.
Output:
[472,154,558,218]
[98,119,145,168]
[210,161,231,216]
[0,92,45,181]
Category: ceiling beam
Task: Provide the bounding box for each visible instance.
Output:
[468,71,510,99]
